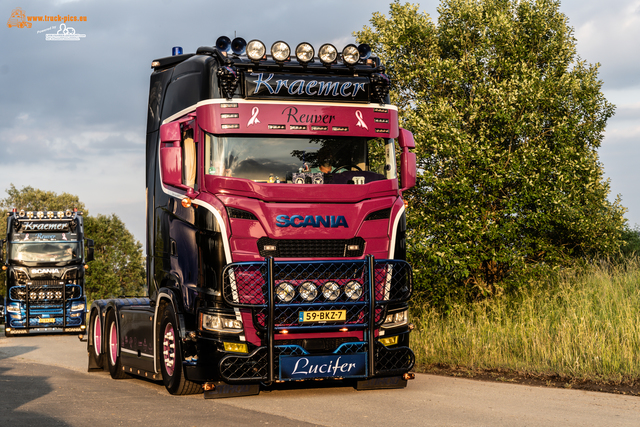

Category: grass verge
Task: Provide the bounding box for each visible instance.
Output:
[411,258,640,392]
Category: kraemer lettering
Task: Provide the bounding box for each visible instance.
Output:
[246,73,368,102]
[22,222,66,231]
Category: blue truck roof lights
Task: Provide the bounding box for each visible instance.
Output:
[172,46,183,56]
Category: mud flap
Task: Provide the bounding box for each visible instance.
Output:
[356,376,407,390]
[87,351,103,372]
[203,382,261,399]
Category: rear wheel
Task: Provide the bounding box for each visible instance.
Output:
[88,309,103,369]
[159,304,200,395]
[106,310,129,379]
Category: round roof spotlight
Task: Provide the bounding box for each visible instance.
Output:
[57,211,65,218]
[216,36,232,52]
[27,211,34,219]
[295,42,315,64]
[276,282,295,302]
[322,282,341,301]
[18,210,25,217]
[271,41,291,62]
[318,43,338,65]
[37,211,44,219]
[357,43,372,60]
[299,282,318,302]
[345,281,363,300]
[46,211,54,219]
[341,44,360,65]
[231,37,247,55]
[246,39,266,61]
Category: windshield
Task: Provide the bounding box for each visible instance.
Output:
[204,135,396,184]
[9,241,80,263]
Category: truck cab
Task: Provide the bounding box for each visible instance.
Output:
[2,209,93,336]
[88,37,416,397]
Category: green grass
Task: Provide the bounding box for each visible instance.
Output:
[411,258,640,383]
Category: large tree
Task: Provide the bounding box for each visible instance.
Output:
[356,0,626,301]
[0,185,145,300]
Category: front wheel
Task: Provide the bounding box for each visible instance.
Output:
[105,309,129,379]
[159,304,200,395]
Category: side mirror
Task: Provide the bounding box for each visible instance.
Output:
[398,128,416,191]
[159,122,184,189]
[85,238,95,262]
[398,127,415,149]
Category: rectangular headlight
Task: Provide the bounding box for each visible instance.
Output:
[381,309,408,329]
[71,303,85,311]
[200,312,243,334]
[6,304,21,313]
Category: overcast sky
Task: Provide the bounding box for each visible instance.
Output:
[2,0,639,247]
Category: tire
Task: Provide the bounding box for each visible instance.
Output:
[88,309,104,369]
[105,309,129,379]
[159,304,200,395]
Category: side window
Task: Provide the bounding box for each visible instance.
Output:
[181,124,197,189]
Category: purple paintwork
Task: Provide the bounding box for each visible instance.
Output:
[163,323,175,377]
[196,102,399,139]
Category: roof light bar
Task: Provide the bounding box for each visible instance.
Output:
[207,36,376,68]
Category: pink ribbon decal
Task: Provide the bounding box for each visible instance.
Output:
[247,107,261,126]
[355,110,368,130]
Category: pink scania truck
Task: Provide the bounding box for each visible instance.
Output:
[87,37,417,398]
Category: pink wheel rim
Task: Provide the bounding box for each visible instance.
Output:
[163,323,176,376]
[93,314,102,356]
[109,321,118,366]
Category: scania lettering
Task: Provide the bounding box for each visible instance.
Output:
[1,209,94,336]
[87,37,417,398]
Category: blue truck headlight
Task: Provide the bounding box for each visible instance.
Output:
[199,313,243,334]
[71,303,85,311]
[6,304,21,313]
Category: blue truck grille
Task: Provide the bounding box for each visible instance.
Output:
[10,283,82,303]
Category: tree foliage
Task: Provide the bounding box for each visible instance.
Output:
[0,185,145,301]
[356,0,626,302]
[84,214,146,301]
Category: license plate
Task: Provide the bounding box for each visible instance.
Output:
[39,318,55,323]
[298,310,346,323]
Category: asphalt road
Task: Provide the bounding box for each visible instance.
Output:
[0,328,638,426]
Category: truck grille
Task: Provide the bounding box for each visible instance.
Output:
[223,258,412,330]
[10,283,82,302]
[257,237,365,258]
